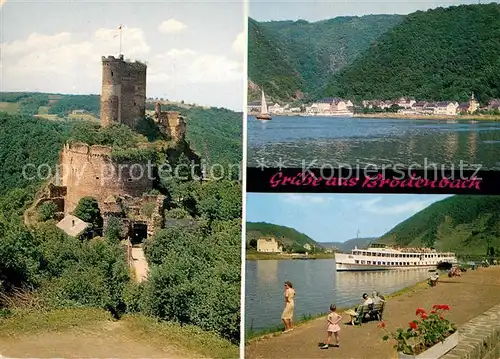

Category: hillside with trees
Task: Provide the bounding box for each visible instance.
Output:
[246,221,323,252]
[321,237,376,252]
[324,3,500,103]
[248,15,404,102]
[0,92,242,169]
[377,196,500,257]
[0,102,241,354]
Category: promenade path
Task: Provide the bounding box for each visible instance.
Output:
[246,266,500,359]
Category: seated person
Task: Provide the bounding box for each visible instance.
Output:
[345,293,373,325]
[372,291,386,304]
[429,271,439,285]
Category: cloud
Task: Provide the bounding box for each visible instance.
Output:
[232,31,245,53]
[158,19,187,34]
[357,197,433,215]
[282,194,330,205]
[150,48,242,84]
[1,27,151,93]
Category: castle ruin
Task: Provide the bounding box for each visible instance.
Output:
[153,102,186,142]
[100,55,147,128]
[30,53,195,246]
[59,142,153,215]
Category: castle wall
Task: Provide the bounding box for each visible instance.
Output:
[153,104,186,142]
[60,142,153,214]
[101,55,147,129]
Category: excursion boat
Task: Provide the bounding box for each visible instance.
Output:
[256,89,272,121]
[335,243,457,272]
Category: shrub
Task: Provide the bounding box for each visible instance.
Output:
[38,202,58,221]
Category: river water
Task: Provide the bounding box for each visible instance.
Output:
[245,259,434,332]
[247,116,500,169]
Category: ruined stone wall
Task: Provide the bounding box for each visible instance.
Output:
[441,303,500,359]
[166,112,186,142]
[153,103,186,142]
[60,142,153,214]
[100,55,147,129]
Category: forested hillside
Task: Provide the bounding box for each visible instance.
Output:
[248,15,404,102]
[378,196,500,257]
[248,18,306,102]
[0,92,242,167]
[246,221,322,251]
[0,108,242,347]
[324,3,500,102]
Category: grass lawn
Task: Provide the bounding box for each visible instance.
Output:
[0,102,20,115]
[68,113,99,121]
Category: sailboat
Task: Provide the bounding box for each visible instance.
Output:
[256,89,272,121]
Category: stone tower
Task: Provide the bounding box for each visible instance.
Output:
[100,55,147,128]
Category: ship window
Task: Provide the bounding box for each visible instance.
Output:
[378,261,381,265]
[127,178,133,182]
[367,261,371,265]
[361,261,365,264]
[355,260,359,264]
[111,71,114,76]
[95,176,99,180]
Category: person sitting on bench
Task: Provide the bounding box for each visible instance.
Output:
[429,271,439,286]
[345,293,373,325]
[372,291,386,304]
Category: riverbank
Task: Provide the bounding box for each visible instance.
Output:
[246,279,429,341]
[245,266,500,359]
[249,113,500,120]
[354,113,500,121]
[246,251,336,261]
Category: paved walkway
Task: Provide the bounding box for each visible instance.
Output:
[246,266,500,359]
[131,246,149,282]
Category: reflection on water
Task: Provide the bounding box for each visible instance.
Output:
[468,131,478,162]
[247,116,500,169]
[245,259,434,332]
[256,259,278,283]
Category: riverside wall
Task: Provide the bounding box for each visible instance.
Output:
[441,303,500,359]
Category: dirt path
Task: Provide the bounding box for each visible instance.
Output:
[131,246,149,282]
[246,266,500,359]
[0,321,190,358]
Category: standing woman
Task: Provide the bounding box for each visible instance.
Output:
[281,281,296,332]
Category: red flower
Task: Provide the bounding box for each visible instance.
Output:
[421,313,429,319]
[430,310,437,314]
[439,316,444,320]
[409,321,418,330]
[415,308,426,316]
[441,305,450,311]
[378,321,386,328]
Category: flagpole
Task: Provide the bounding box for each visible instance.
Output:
[119,25,122,56]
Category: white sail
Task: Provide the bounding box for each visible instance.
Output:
[261,90,268,115]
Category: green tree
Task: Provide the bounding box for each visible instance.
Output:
[38,202,58,221]
[73,197,103,229]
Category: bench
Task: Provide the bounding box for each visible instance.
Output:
[352,302,385,325]
[428,278,439,287]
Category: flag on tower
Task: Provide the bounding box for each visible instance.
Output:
[113,25,123,38]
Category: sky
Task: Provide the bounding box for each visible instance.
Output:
[0,0,244,111]
[249,0,495,21]
[246,193,453,243]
